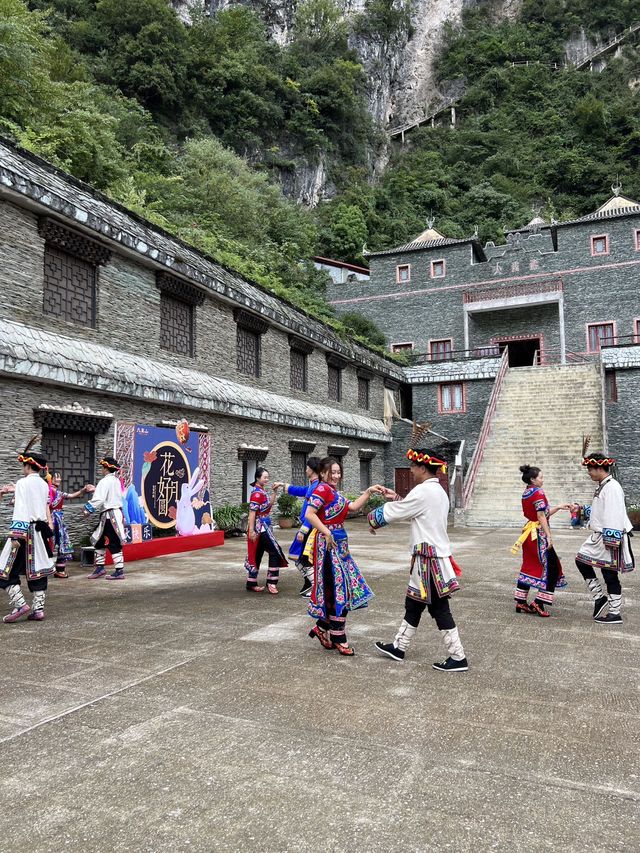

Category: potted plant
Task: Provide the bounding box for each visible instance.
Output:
[277,493,299,528]
[211,503,246,537]
[627,504,640,530]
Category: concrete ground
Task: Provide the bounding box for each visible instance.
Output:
[0,521,638,853]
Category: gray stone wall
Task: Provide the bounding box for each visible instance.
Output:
[0,198,387,420]
[604,368,640,504]
[0,376,385,545]
[469,303,561,355]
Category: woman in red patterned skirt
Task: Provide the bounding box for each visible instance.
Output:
[511,464,570,617]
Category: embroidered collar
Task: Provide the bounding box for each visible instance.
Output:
[594,475,613,498]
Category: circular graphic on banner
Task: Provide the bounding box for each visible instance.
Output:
[141,441,190,529]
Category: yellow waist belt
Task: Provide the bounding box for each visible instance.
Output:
[303,529,317,561]
[511,520,540,555]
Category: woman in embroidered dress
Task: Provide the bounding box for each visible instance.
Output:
[48,473,93,578]
[244,467,288,595]
[305,457,375,656]
[511,465,570,617]
[273,456,321,598]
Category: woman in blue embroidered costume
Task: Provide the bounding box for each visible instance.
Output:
[0,441,55,623]
[48,472,93,578]
[510,465,570,617]
[84,456,127,581]
[273,457,321,597]
[574,452,634,624]
[244,467,288,595]
[305,457,374,656]
[369,433,468,672]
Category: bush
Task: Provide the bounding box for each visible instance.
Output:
[277,492,300,519]
[211,503,246,531]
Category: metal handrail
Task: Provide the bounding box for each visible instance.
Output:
[406,346,501,366]
[462,347,510,508]
[451,440,466,510]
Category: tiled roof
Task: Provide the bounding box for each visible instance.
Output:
[600,344,640,370]
[366,234,484,258]
[0,320,390,442]
[0,137,403,382]
[403,357,501,384]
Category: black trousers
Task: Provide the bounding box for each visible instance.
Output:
[404,573,455,631]
[95,519,122,554]
[0,539,48,592]
[576,558,622,596]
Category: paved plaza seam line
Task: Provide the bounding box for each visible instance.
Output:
[0,655,200,746]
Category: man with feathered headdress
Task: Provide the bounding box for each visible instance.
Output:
[0,438,55,623]
[368,423,468,672]
[574,450,634,624]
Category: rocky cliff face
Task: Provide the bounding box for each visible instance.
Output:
[172,0,522,204]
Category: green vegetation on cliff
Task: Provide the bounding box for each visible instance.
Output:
[1,0,639,340]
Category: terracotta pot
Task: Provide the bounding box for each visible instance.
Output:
[279,518,294,529]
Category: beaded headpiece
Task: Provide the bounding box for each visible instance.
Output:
[99,456,120,471]
[406,448,448,473]
[582,453,615,468]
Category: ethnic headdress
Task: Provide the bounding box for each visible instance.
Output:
[18,435,47,470]
[406,423,447,472]
[99,456,120,471]
[582,452,615,468]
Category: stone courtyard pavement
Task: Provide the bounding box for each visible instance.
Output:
[0,521,638,852]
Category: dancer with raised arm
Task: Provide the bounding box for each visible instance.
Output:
[370,431,468,672]
[273,457,321,597]
[574,452,634,624]
[511,465,569,617]
[0,441,54,623]
[244,467,288,595]
[305,457,374,656]
[48,472,94,578]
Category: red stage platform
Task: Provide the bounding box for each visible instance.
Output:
[106,530,224,564]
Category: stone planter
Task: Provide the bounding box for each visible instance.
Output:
[278,518,294,529]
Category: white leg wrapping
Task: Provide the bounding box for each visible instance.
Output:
[94,549,106,567]
[394,620,417,652]
[32,590,46,612]
[441,627,465,661]
[7,584,26,610]
[112,551,124,571]
[608,593,622,615]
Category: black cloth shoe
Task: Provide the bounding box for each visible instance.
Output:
[299,577,312,597]
[593,595,608,619]
[374,641,404,661]
[594,612,622,624]
[432,656,468,672]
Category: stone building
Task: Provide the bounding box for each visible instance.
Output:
[0,138,405,541]
[328,197,640,522]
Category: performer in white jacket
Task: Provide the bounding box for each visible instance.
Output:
[575,452,634,624]
[84,456,126,580]
[0,448,54,623]
[368,443,468,672]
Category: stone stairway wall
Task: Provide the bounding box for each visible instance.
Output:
[464,364,604,527]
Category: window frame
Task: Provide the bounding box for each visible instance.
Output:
[438,382,466,414]
[290,346,308,392]
[396,264,411,284]
[430,259,446,279]
[634,318,640,343]
[357,376,370,410]
[634,229,640,251]
[390,342,414,353]
[160,291,195,357]
[43,244,98,329]
[586,321,617,353]
[604,370,618,403]
[236,325,261,377]
[429,338,453,362]
[291,451,307,484]
[590,234,609,257]
[328,364,342,402]
[359,457,372,491]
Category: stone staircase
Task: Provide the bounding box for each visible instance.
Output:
[464,364,604,527]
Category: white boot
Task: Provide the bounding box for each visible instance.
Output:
[394,620,417,652]
[3,584,29,623]
[432,627,469,672]
[29,589,46,621]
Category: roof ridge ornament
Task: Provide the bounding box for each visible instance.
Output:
[611,176,622,196]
